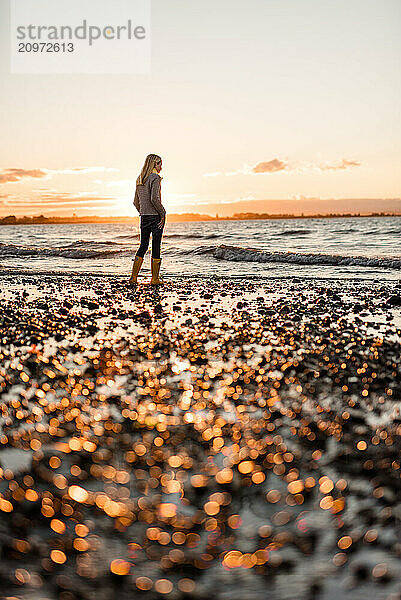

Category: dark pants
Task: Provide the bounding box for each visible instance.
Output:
[135,215,164,259]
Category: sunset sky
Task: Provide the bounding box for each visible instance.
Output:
[1,0,400,217]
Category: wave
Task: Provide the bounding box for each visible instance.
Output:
[114,233,140,240]
[177,244,401,269]
[173,245,218,256]
[276,229,311,236]
[167,232,221,240]
[0,242,132,259]
[65,239,122,247]
[212,245,401,268]
[116,232,221,241]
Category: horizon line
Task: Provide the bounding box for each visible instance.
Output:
[1,210,401,225]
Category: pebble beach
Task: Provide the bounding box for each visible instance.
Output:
[0,272,400,600]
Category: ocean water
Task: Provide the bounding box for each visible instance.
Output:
[0,216,400,281]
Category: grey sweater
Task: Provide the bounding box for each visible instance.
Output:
[134,173,166,217]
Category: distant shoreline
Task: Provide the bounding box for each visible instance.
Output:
[0,212,400,226]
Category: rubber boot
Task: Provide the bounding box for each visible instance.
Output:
[150,258,164,285]
[129,256,143,284]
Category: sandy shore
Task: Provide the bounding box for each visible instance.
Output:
[0,273,400,600]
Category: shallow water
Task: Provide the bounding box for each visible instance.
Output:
[0,216,400,280]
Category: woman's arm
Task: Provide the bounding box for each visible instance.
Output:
[150,175,166,220]
[133,188,140,213]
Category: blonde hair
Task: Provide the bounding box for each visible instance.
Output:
[137,154,162,185]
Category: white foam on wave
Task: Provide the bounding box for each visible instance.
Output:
[212,244,401,269]
[0,242,131,259]
[65,239,121,247]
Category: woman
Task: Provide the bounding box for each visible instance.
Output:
[129,154,166,285]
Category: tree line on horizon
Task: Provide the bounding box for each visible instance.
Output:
[0,211,399,226]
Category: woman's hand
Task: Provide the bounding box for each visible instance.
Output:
[158,216,165,229]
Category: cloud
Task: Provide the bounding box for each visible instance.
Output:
[203,160,288,177]
[0,168,47,183]
[203,157,360,177]
[0,166,119,184]
[3,191,116,209]
[317,159,361,171]
[235,194,256,202]
[252,159,288,173]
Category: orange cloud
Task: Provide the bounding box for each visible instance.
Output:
[0,168,47,183]
[252,159,288,173]
[0,166,118,184]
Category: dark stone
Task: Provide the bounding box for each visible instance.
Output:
[387,295,401,306]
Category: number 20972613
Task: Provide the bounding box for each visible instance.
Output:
[18,42,74,52]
